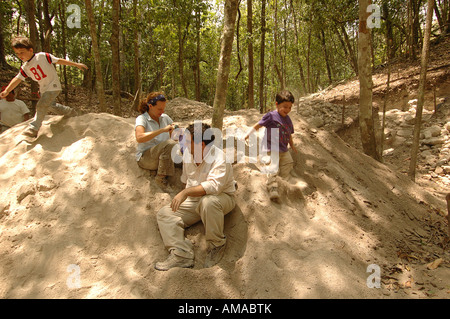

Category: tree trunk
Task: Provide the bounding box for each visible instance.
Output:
[259,0,266,114]
[320,29,333,85]
[58,1,69,104]
[358,0,381,162]
[0,9,13,70]
[306,27,311,93]
[340,24,359,76]
[247,0,255,109]
[290,0,307,95]
[381,7,392,156]
[195,7,201,101]
[409,0,434,181]
[111,0,121,115]
[133,0,141,111]
[42,0,53,53]
[177,17,190,98]
[85,0,106,113]
[211,0,239,130]
[23,0,40,109]
[273,0,285,91]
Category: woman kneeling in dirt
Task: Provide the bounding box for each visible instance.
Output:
[135,92,177,190]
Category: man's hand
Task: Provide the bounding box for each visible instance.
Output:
[171,190,188,212]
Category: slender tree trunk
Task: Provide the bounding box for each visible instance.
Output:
[211,0,239,130]
[42,0,52,53]
[381,6,392,156]
[58,1,69,103]
[409,0,434,181]
[358,0,381,161]
[340,24,359,76]
[306,27,311,93]
[111,0,121,115]
[0,9,13,70]
[133,0,141,111]
[85,0,106,112]
[235,4,243,81]
[23,0,39,109]
[247,0,255,109]
[177,17,190,98]
[195,7,201,101]
[290,0,307,94]
[259,0,266,114]
[273,0,285,90]
[320,29,333,85]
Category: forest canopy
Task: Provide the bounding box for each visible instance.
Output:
[0,0,449,113]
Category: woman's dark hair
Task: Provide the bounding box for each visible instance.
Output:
[137,91,166,114]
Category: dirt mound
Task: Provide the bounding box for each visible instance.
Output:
[0,104,448,298]
[165,97,214,122]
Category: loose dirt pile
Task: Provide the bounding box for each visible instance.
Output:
[0,98,448,298]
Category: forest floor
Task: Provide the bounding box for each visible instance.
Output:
[0,36,449,299]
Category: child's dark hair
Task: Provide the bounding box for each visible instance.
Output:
[138,91,166,114]
[186,122,215,146]
[276,90,295,104]
[11,36,34,50]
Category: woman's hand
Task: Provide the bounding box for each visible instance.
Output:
[163,124,175,134]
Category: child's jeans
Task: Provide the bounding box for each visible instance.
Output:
[29,90,73,131]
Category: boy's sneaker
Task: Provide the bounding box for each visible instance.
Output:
[22,127,38,138]
[63,108,78,118]
[204,243,226,268]
[155,252,194,271]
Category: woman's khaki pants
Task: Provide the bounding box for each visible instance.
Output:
[138,139,177,176]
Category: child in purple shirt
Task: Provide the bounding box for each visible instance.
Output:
[245,90,298,202]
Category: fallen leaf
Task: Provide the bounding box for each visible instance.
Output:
[426,258,443,270]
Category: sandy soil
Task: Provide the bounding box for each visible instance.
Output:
[0,97,448,299]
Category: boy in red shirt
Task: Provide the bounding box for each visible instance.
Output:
[0,36,88,138]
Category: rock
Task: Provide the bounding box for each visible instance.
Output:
[435,166,444,175]
[383,148,395,157]
[38,176,57,191]
[421,137,445,146]
[442,166,450,173]
[404,114,416,125]
[422,126,441,139]
[310,117,325,128]
[444,122,450,133]
[17,183,36,203]
[397,129,413,138]
[393,136,406,147]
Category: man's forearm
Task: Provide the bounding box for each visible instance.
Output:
[183,185,206,197]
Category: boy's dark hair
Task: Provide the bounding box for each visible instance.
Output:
[11,36,34,50]
[276,90,295,104]
[186,122,215,146]
[138,91,166,114]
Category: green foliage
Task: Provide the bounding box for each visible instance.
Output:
[0,0,440,111]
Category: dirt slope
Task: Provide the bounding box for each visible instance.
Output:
[0,103,448,298]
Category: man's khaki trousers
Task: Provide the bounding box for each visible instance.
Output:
[157,193,236,259]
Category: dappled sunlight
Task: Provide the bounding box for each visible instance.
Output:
[0,107,448,298]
